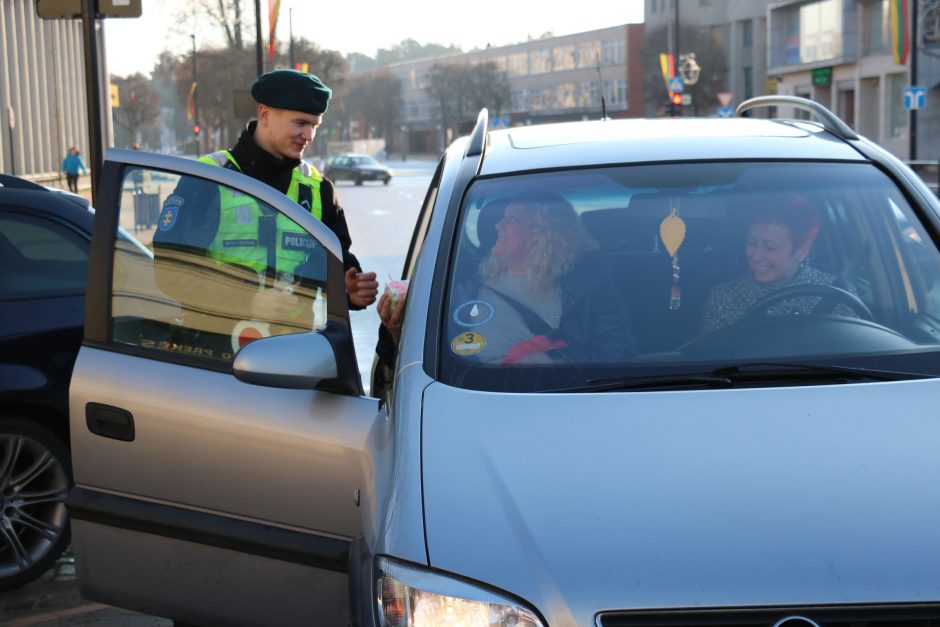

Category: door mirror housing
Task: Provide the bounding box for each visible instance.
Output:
[233,332,338,389]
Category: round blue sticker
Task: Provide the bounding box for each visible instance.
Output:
[453,300,495,327]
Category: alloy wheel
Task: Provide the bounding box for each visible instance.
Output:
[0,428,71,589]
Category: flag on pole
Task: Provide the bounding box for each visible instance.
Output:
[268,0,282,60]
[889,0,910,66]
[186,82,197,121]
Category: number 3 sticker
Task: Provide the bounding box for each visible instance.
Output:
[450,332,486,356]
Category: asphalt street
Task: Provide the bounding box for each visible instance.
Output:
[0,156,435,626]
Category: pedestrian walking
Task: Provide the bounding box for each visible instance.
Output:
[61,147,86,194]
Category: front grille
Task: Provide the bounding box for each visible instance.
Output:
[597,603,940,627]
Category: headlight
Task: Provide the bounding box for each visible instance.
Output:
[375,557,544,627]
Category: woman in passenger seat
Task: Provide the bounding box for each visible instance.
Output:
[449,193,637,365]
[701,199,852,333]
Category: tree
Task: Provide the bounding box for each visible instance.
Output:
[169,0,248,50]
[373,39,462,68]
[428,62,510,138]
[342,70,403,149]
[111,73,161,147]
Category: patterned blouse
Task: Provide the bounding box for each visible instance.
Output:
[701,265,844,333]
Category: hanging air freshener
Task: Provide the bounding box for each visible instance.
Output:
[659,207,687,310]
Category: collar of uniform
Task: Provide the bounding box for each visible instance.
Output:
[230,121,301,194]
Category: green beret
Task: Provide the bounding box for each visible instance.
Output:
[251,69,332,115]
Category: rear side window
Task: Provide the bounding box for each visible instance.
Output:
[0,212,88,297]
[439,161,940,392]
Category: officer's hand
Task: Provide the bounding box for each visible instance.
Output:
[346,268,378,308]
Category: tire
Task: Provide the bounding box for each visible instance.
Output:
[383,177,391,186]
[0,418,72,591]
[354,175,363,186]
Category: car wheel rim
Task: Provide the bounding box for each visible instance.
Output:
[0,434,69,580]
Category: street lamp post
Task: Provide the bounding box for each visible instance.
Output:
[289,8,295,69]
[192,34,200,154]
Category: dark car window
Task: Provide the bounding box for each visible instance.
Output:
[0,212,89,297]
[439,161,940,392]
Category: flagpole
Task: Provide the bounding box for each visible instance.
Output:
[289,8,295,69]
[255,0,264,76]
[192,34,200,154]
[910,0,918,161]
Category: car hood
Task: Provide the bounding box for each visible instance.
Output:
[421,379,940,626]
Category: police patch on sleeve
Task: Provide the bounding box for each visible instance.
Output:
[157,196,184,231]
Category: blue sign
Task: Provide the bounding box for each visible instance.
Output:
[668,76,685,93]
[489,116,510,129]
[717,107,734,118]
[904,86,927,110]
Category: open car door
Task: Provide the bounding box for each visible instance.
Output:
[67,150,377,626]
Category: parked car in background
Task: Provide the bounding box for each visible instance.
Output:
[323,153,393,185]
[66,97,940,626]
[0,174,89,590]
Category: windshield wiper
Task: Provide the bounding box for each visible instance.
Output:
[549,361,931,393]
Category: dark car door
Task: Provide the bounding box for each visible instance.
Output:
[67,150,377,626]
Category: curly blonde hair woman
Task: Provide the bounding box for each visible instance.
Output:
[480,193,594,292]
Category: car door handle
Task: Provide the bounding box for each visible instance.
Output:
[85,403,135,442]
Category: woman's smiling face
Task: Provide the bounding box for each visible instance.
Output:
[746,222,811,286]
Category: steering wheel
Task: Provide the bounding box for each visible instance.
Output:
[739,283,874,325]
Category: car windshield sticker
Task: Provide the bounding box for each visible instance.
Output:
[451,332,486,356]
[231,320,271,352]
[453,300,496,327]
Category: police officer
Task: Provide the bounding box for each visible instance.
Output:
[154,69,378,310]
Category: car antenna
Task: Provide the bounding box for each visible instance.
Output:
[596,52,608,120]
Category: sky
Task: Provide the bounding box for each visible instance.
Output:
[104,0,645,77]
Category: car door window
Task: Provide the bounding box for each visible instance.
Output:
[0,212,88,296]
[110,166,329,365]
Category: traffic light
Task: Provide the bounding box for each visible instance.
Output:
[193,124,200,136]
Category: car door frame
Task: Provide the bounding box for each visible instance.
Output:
[67,149,375,626]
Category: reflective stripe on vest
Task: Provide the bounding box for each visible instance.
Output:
[198,150,323,276]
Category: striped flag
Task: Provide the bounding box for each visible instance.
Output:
[889,0,910,65]
[268,0,281,60]
[186,82,197,121]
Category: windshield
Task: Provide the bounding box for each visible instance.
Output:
[439,161,940,392]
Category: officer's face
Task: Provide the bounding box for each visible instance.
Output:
[257,106,322,160]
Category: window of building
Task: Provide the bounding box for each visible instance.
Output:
[863,0,888,55]
[888,72,908,139]
[507,52,528,76]
[604,79,627,106]
[577,42,601,68]
[602,39,625,65]
[799,0,842,63]
[743,66,754,100]
[557,83,577,108]
[511,90,524,112]
[742,20,753,47]
[530,49,552,74]
[553,45,576,72]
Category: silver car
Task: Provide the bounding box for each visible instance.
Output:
[68,97,940,626]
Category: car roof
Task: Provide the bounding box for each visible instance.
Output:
[0,176,95,233]
[478,117,867,176]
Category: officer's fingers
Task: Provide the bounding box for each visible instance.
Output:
[357,271,377,282]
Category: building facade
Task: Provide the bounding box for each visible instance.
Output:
[378,24,644,154]
[646,0,938,161]
[0,0,96,179]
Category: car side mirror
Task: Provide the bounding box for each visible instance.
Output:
[233,332,338,389]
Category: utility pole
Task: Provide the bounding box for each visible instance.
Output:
[255,0,264,77]
[910,0,919,160]
[80,0,104,204]
[674,0,681,117]
[192,34,200,154]
[289,8,295,69]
